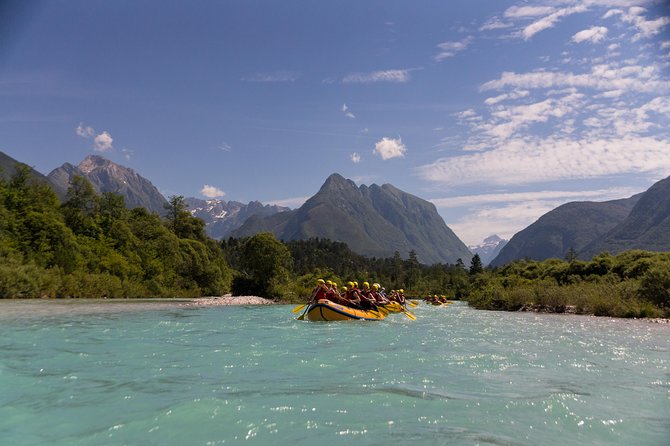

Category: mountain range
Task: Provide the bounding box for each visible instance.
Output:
[469,235,508,266]
[184,197,289,240]
[4,150,670,266]
[232,173,473,265]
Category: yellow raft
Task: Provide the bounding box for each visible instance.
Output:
[306,299,385,321]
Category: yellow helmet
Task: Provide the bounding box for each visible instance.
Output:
[332,282,337,288]
[341,286,347,292]
[363,282,370,288]
[317,279,325,285]
[399,289,404,293]
[354,281,359,287]
[348,281,355,289]
[372,284,379,291]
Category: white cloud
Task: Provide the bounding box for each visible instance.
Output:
[75,123,94,138]
[201,184,226,198]
[504,6,556,19]
[431,187,640,208]
[241,71,301,82]
[416,136,670,186]
[434,37,472,62]
[76,122,115,152]
[481,63,670,94]
[93,131,113,152]
[373,137,406,160]
[484,89,530,105]
[572,26,608,43]
[342,103,355,119]
[350,152,361,163]
[521,6,588,40]
[479,17,512,31]
[439,186,642,246]
[267,196,309,208]
[342,69,413,83]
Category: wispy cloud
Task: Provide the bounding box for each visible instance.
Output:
[267,196,309,208]
[481,63,670,93]
[342,103,355,119]
[201,184,226,198]
[520,5,588,40]
[75,123,94,138]
[431,187,640,208]
[605,6,670,40]
[434,37,472,61]
[417,136,670,186]
[241,71,301,82]
[373,137,406,160]
[342,69,414,84]
[350,152,361,163]
[218,142,232,151]
[439,187,641,245]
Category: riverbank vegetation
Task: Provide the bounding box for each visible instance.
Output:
[0,166,231,298]
[467,252,670,318]
[2,166,669,318]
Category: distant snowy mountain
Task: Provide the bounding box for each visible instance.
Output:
[469,235,508,266]
[183,197,289,240]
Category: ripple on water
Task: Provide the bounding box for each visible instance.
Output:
[0,301,668,445]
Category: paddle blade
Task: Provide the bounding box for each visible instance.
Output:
[292,304,307,314]
[403,311,417,320]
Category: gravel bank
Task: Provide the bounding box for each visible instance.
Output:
[181,294,277,307]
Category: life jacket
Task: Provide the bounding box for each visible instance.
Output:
[314,286,328,301]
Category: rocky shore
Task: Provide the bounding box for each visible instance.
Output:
[180,294,277,307]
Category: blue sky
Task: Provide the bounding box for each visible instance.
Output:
[1,0,669,245]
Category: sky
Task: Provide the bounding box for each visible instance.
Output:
[1,0,669,246]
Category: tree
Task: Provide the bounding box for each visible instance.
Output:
[564,247,578,263]
[469,253,484,276]
[235,232,292,297]
[61,175,100,237]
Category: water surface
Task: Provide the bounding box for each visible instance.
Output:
[1,300,668,445]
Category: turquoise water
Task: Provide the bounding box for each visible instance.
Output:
[0,301,668,445]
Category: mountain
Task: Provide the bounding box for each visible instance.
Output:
[0,151,67,197]
[48,155,167,214]
[469,235,508,266]
[233,173,472,265]
[581,175,670,258]
[490,195,641,267]
[183,197,290,240]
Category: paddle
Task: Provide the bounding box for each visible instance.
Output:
[406,301,418,308]
[292,304,307,313]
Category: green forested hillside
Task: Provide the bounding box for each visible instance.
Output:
[0,165,231,298]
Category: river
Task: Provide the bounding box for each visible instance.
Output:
[0,300,668,445]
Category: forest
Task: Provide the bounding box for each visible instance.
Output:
[1,165,669,318]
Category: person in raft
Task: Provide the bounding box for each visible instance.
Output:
[309,279,329,304]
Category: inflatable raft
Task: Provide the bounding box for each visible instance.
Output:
[306,299,385,321]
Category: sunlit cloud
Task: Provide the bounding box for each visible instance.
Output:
[76,122,114,152]
[572,26,608,43]
[417,136,670,186]
[373,137,406,160]
[350,152,361,163]
[201,184,226,198]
